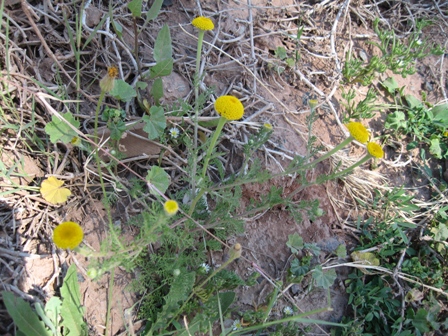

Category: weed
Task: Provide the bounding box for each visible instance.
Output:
[4,2,448,336]
[2,265,88,336]
[381,76,448,159]
[343,18,444,85]
[341,87,379,122]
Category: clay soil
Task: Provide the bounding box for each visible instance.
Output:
[1,0,448,335]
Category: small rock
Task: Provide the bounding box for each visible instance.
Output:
[85,6,103,27]
[161,72,191,102]
[290,284,301,295]
[359,50,368,62]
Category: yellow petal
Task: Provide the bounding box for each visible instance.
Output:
[40,176,72,204]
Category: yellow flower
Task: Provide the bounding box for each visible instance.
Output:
[214,96,244,121]
[345,122,369,144]
[192,16,214,31]
[53,221,84,249]
[367,142,384,158]
[99,65,118,93]
[308,99,318,109]
[229,243,242,260]
[107,65,118,79]
[263,123,273,130]
[40,176,72,204]
[71,136,81,146]
[164,200,179,216]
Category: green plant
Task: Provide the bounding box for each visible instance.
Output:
[340,87,379,122]
[272,25,304,72]
[2,264,87,336]
[382,76,448,159]
[11,3,448,335]
[334,186,448,335]
[343,18,444,85]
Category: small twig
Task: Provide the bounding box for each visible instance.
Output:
[330,0,351,72]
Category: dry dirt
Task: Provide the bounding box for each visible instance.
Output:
[1,0,448,335]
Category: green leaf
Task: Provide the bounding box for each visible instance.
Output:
[44,297,62,333]
[146,166,171,195]
[290,258,309,277]
[150,58,173,79]
[431,103,448,127]
[136,81,148,90]
[128,0,143,17]
[146,0,163,21]
[312,265,337,289]
[274,46,287,60]
[60,264,87,336]
[112,19,123,39]
[412,309,430,333]
[286,58,295,68]
[431,223,448,241]
[110,79,137,102]
[34,302,57,335]
[404,94,423,109]
[429,137,442,158]
[150,78,164,105]
[108,120,127,140]
[142,105,166,140]
[407,141,418,151]
[286,233,303,254]
[304,242,321,256]
[385,111,407,130]
[45,112,80,144]
[381,77,399,95]
[154,24,172,62]
[351,251,380,266]
[335,244,347,259]
[83,15,109,49]
[2,291,51,336]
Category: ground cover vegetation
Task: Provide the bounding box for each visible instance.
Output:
[1,0,448,335]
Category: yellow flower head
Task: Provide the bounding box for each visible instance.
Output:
[53,221,84,249]
[345,122,369,144]
[164,200,179,216]
[367,142,384,159]
[40,176,71,204]
[229,243,242,260]
[192,16,214,31]
[99,66,117,93]
[214,96,244,121]
[107,65,119,79]
[308,99,318,109]
[263,123,273,130]
[71,136,81,146]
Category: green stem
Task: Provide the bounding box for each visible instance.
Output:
[191,30,206,197]
[201,116,227,179]
[93,90,105,145]
[105,267,115,336]
[133,17,141,78]
[301,136,354,170]
[287,154,372,200]
[188,187,207,216]
[93,90,123,250]
[327,154,372,181]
